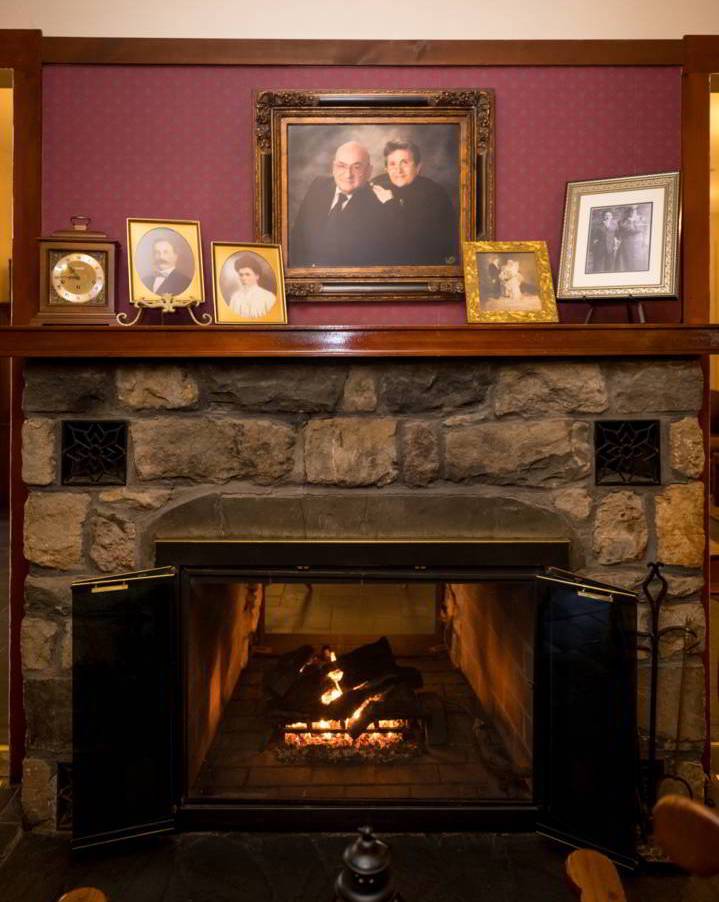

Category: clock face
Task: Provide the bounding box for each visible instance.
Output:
[50,251,105,304]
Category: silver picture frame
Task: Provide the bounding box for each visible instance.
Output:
[557,172,680,300]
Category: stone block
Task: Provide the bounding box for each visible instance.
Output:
[21,419,57,485]
[24,364,110,413]
[24,575,74,616]
[607,361,703,413]
[21,618,59,671]
[592,491,648,565]
[665,574,704,598]
[21,757,55,827]
[670,417,704,479]
[553,487,593,521]
[401,421,440,486]
[60,626,72,671]
[445,420,591,486]
[658,760,707,802]
[638,663,705,747]
[24,678,72,753]
[131,417,295,484]
[304,418,397,487]
[637,602,705,657]
[98,487,173,510]
[24,493,90,570]
[89,514,137,573]
[579,568,646,592]
[378,361,492,413]
[341,367,377,412]
[116,364,199,410]
[494,363,608,417]
[655,482,705,568]
[204,362,346,413]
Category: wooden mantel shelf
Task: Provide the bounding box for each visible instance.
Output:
[1,323,719,358]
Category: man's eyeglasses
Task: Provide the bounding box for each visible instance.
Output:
[333,162,367,174]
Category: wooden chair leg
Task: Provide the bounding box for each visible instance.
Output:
[565,849,626,902]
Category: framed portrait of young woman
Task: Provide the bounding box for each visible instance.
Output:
[212,242,287,325]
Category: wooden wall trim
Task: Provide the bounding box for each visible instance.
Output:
[681,35,718,323]
[0,31,42,327]
[41,37,684,68]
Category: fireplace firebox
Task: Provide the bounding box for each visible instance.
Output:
[72,540,639,866]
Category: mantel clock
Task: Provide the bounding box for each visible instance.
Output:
[36,216,118,324]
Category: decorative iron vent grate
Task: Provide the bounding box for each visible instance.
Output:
[61,420,128,486]
[594,419,661,486]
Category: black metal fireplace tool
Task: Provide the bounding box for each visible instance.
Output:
[636,561,701,837]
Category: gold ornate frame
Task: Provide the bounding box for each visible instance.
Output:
[254,89,495,303]
[556,172,681,300]
[211,241,288,326]
[463,240,558,324]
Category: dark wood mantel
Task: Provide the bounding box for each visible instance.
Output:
[1,323,718,358]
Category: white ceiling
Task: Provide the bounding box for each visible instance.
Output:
[0,0,718,39]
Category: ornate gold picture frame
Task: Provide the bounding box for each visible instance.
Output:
[212,242,287,325]
[254,89,495,302]
[125,218,208,326]
[463,241,558,324]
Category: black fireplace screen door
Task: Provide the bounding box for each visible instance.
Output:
[72,566,178,850]
[534,570,639,867]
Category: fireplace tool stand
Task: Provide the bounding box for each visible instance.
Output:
[636,561,700,842]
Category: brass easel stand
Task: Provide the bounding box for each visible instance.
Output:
[116,294,212,327]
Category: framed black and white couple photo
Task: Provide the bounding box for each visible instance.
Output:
[557,172,680,300]
[254,88,495,302]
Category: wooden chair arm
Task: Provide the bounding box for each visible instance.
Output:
[653,794,719,877]
[57,890,109,902]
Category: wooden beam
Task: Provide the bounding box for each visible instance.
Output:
[41,37,684,68]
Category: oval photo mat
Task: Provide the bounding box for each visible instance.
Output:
[212,244,287,324]
[128,220,204,301]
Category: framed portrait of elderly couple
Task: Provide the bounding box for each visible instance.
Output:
[254,88,495,302]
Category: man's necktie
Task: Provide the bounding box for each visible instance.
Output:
[329,193,348,218]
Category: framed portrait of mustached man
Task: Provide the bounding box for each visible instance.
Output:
[254,88,495,302]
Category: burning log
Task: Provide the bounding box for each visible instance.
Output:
[265,636,426,745]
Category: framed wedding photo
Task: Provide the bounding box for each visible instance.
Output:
[557,172,680,300]
[212,242,287,325]
[463,240,558,324]
[127,218,204,304]
[254,88,495,302]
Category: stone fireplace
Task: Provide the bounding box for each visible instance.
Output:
[18,357,707,836]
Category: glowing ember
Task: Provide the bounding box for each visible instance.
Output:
[284,730,407,749]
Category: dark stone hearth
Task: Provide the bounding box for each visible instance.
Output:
[203,362,347,413]
[0,831,693,902]
[378,362,492,412]
[19,358,706,829]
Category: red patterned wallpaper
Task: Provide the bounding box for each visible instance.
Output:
[43,65,681,325]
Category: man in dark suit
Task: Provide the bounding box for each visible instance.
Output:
[141,235,193,296]
[289,141,389,268]
[371,140,458,265]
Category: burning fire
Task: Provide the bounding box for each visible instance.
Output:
[283,648,409,750]
[320,652,344,706]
